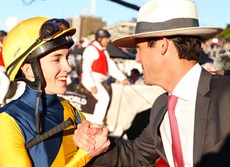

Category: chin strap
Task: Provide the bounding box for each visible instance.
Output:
[26,58,46,134]
[35,81,42,134]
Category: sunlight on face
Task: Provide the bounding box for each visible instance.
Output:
[40,47,72,95]
[135,38,162,85]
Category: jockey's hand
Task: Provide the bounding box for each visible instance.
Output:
[91,86,98,94]
[73,121,110,158]
[122,78,131,85]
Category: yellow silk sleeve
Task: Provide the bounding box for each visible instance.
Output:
[65,149,91,167]
[0,113,32,167]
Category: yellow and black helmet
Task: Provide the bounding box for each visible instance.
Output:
[3,16,76,82]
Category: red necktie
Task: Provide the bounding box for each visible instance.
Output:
[168,95,184,167]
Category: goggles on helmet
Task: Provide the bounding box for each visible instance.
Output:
[6,18,70,77]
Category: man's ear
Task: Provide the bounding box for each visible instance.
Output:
[160,37,169,55]
[20,63,35,81]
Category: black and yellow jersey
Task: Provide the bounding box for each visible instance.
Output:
[0,86,91,167]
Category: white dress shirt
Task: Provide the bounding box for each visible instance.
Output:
[160,63,202,167]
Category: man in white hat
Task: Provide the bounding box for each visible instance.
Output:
[73,0,230,167]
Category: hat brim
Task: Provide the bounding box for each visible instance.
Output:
[112,27,222,48]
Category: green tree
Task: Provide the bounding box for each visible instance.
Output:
[218,24,230,40]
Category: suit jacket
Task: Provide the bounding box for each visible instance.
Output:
[90,69,230,167]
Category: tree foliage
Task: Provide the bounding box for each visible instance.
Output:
[218,24,230,40]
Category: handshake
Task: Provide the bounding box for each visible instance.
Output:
[73,121,111,158]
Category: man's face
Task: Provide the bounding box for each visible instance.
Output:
[40,46,72,95]
[100,37,110,47]
[135,38,163,86]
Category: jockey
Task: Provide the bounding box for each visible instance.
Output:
[81,29,130,125]
[0,17,105,166]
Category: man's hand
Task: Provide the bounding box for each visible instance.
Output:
[91,86,98,94]
[73,121,110,158]
[123,78,131,85]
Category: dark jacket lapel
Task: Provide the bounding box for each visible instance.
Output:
[154,93,168,161]
[193,69,212,166]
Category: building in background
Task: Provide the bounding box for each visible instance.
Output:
[67,16,136,43]
[67,16,106,42]
[105,21,135,41]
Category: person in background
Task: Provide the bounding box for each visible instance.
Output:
[73,0,230,167]
[0,30,10,106]
[81,28,130,125]
[68,42,80,84]
[129,68,144,84]
[0,17,109,167]
[213,51,230,76]
[68,38,89,84]
[201,62,216,74]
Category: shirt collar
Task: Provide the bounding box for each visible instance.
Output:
[173,63,202,102]
[92,40,105,50]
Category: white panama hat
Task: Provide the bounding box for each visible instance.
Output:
[113,0,223,48]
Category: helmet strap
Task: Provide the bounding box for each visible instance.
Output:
[31,59,46,88]
[35,81,43,134]
[31,58,46,134]
[22,58,46,90]
[24,58,45,134]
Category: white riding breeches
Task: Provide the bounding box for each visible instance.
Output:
[82,79,110,125]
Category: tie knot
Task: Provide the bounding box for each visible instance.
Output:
[167,95,178,112]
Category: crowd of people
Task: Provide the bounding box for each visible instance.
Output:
[200,38,230,76]
[0,0,230,166]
